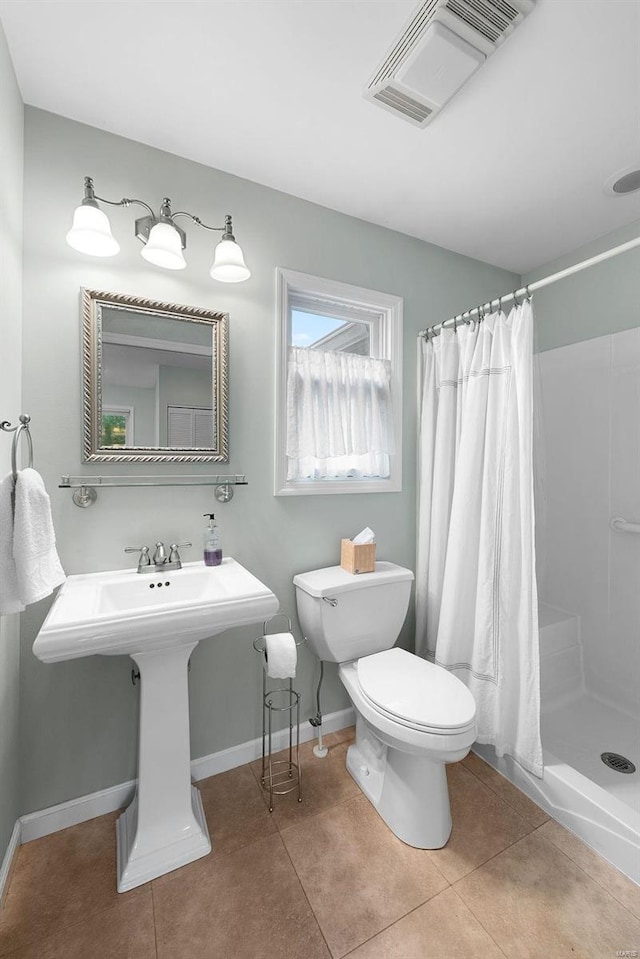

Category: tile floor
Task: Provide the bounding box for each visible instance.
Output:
[1,727,639,959]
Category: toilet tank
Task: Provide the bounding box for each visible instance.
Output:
[293,562,414,663]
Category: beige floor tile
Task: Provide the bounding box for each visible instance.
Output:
[328,724,356,746]
[425,763,535,883]
[153,833,330,959]
[2,894,157,959]
[281,794,449,958]
[252,744,360,830]
[538,819,640,920]
[455,830,640,959]
[0,812,145,956]
[198,763,278,855]
[347,887,505,959]
[462,752,549,827]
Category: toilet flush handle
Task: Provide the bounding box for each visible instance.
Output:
[323,596,338,607]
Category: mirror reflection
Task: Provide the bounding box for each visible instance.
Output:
[82,289,228,463]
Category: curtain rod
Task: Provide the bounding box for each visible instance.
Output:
[419,236,640,339]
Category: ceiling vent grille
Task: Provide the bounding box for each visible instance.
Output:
[445,0,517,44]
[373,86,433,124]
[365,0,535,127]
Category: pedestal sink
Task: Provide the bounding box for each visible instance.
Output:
[33,558,278,891]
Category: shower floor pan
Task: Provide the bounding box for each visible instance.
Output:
[473,691,639,885]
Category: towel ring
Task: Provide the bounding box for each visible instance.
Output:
[0,414,33,481]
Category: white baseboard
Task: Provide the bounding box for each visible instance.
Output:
[20,779,137,844]
[0,821,21,905]
[190,705,355,781]
[19,706,355,845]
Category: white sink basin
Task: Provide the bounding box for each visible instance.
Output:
[34,558,278,660]
[33,557,278,893]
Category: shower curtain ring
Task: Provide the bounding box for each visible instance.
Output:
[498,295,503,313]
[512,290,520,307]
[525,285,532,302]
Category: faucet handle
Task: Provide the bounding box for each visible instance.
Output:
[153,542,167,565]
[124,546,151,571]
[169,543,192,563]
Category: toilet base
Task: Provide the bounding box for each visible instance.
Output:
[345,722,452,849]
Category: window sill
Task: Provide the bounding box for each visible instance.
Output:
[275,477,402,496]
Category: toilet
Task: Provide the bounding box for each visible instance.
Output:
[293,561,477,849]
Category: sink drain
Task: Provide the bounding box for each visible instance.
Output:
[601,752,636,774]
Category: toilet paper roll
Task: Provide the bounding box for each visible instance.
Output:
[264,632,297,679]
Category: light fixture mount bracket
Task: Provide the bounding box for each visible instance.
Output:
[135,215,187,250]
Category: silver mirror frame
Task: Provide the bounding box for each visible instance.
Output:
[81,288,229,463]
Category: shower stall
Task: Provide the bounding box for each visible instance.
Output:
[475,323,640,883]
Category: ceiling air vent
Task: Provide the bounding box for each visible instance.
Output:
[365,0,535,127]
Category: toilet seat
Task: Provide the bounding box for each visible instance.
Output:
[357,647,476,735]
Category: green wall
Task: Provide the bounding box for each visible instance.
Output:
[524,220,640,354]
[18,107,518,814]
[0,22,23,867]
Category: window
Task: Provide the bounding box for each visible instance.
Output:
[275,269,403,495]
[101,406,134,446]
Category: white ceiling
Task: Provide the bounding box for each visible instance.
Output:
[1,0,639,273]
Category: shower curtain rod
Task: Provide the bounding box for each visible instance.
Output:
[419,236,640,339]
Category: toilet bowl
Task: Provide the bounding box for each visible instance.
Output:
[293,562,477,848]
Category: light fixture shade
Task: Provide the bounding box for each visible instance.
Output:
[210,237,251,282]
[141,222,186,270]
[66,204,120,257]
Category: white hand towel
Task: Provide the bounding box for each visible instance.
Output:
[264,632,297,679]
[0,474,24,614]
[13,468,65,606]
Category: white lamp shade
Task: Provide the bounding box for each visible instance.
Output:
[66,204,120,257]
[140,222,186,270]
[210,237,251,282]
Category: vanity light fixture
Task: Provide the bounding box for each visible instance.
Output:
[66,176,251,282]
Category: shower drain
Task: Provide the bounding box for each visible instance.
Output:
[601,752,636,774]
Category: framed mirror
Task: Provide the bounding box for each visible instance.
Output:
[82,288,228,463]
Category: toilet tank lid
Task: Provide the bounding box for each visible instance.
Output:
[293,562,414,598]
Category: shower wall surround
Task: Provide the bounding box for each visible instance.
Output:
[0,24,23,865]
[536,327,640,714]
[18,107,518,816]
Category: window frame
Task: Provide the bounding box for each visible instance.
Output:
[102,404,135,447]
[275,268,403,496]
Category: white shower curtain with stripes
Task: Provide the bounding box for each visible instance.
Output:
[416,301,543,777]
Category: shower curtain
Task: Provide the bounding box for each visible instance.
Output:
[415,300,543,777]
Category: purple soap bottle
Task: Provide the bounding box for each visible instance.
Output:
[203,513,222,567]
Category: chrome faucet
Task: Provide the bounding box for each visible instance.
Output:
[124,545,151,572]
[153,542,167,566]
[125,542,192,573]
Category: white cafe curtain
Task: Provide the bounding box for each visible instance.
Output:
[286,346,394,480]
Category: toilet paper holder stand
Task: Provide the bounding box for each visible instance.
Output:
[253,615,305,811]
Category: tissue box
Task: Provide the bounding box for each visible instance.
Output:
[340,539,376,575]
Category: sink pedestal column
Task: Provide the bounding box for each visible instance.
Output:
[116,641,211,892]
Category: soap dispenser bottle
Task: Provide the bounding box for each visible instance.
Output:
[203,513,222,567]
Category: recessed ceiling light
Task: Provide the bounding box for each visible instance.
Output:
[604,166,640,196]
